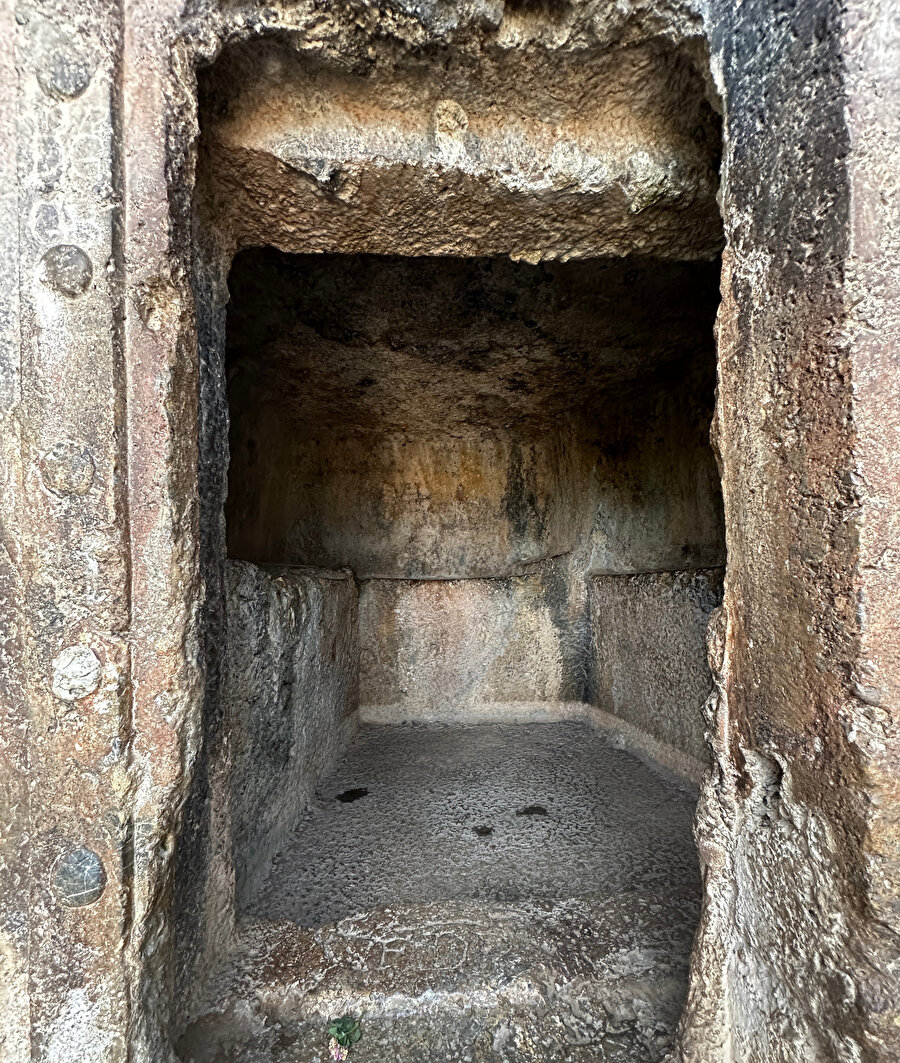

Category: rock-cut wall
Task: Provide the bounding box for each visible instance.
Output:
[223,248,725,779]
[5,1,899,1062]
[590,569,724,769]
[358,560,585,722]
[223,562,359,909]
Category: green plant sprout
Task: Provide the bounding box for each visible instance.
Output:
[327,1015,362,1060]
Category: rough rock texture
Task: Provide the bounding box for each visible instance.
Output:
[200,28,721,261]
[358,567,579,718]
[179,721,700,1062]
[225,250,721,579]
[189,9,724,1058]
[3,6,134,1061]
[4,1,899,1062]
[585,361,725,576]
[180,894,699,1063]
[246,721,700,924]
[230,419,586,579]
[223,562,359,909]
[590,570,724,765]
[224,246,723,760]
[173,561,359,1024]
[672,2,900,1060]
[356,566,720,763]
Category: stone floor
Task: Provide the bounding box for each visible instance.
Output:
[179,721,702,1063]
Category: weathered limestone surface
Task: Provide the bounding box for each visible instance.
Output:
[4,5,133,1062]
[358,567,579,718]
[181,894,699,1063]
[585,360,725,576]
[225,250,720,579]
[184,721,701,1063]
[0,6,27,1060]
[224,246,723,764]
[200,0,726,834]
[2,1,899,1062]
[224,562,359,909]
[358,567,722,771]
[230,421,586,579]
[673,2,900,1060]
[590,570,724,767]
[201,24,721,261]
[174,561,359,1027]
[250,720,700,923]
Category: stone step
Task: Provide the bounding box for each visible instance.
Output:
[180,890,698,1063]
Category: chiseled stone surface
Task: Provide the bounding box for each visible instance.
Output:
[179,722,699,1063]
[193,16,725,1052]
[671,3,900,1061]
[174,561,360,1025]
[224,251,722,581]
[4,3,131,1061]
[200,21,721,262]
[179,893,699,1063]
[224,562,360,910]
[590,570,724,765]
[358,570,576,719]
[356,567,720,775]
[2,2,899,1062]
[245,721,699,925]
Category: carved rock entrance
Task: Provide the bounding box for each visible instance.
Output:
[4,3,898,1062]
[172,37,725,1052]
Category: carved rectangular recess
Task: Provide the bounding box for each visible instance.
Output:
[218,245,725,900]
[174,24,727,1058]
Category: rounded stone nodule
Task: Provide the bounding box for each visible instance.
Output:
[38,49,92,101]
[54,847,106,907]
[51,644,101,701]
[432,99,469,140]
[40,441,95,496]
[40,244,92,297]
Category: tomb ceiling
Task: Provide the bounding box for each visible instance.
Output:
[225,251,720,437]
[199,32,722,260]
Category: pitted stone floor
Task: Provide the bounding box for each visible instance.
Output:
[179,721,702,1063]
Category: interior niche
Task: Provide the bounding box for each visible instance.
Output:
[175,26,726,1063]
[224,250,724,739]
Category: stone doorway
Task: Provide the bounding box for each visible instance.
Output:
[8,3,896,1062]
[176,235,725,1058]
